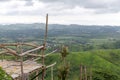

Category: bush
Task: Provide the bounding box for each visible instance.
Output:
[0,67,12,80]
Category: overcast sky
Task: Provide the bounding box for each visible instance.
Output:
[0,0,120,25]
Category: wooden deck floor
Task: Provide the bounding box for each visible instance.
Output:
[0,60,43,79]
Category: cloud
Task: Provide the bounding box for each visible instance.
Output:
[0,0,10,2]
[24,0,34,6]
[40,0,120,13]
[0,0,120,25]
[0,0,120,16]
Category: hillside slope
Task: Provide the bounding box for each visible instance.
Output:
[45,49,120,80]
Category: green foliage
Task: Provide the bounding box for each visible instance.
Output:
[57,46,70,80]
[99,40,120,49]
[60,45,69,59]
[113,40,120,49]
[93,69,119,80]
[58,63,70,80]
[45,49,120,80]
[1,24,120,80]
[0,67,12,80]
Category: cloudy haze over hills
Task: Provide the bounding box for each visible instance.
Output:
[0,0,120,25]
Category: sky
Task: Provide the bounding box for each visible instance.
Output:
[0,0,120,25]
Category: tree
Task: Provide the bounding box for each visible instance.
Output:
[60,45,69,64]
[113,40,120,49]
[58,45,70,80]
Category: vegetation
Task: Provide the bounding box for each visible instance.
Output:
[45,49,120,80]
[0,67,12,80]
[58,45,70,80]
[0,24,120,79]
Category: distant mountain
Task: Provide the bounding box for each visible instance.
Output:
[0,23,120,43]
[0,23,120,30]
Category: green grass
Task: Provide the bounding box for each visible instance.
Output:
[90,38,115,45]
[45,49,120,80]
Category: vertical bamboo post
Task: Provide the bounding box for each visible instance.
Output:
[41,43,45,80]
[20,44,24,80]
[42,49,45,65]
[20,56,24,80]
[16,44,19,60]
[41,14,48,80]
[51,66,53,80]
[84,66,87,80]
[42,67,45,80]
[1,53,3,62]
[36,71,39,80]
[90,66,92,80]
[44,13,48,45]
[1,48,3,62]
[80,65,83,80]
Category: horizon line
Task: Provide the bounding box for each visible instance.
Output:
[0,23,120,27]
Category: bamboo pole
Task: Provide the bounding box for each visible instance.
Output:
[16,45,19,60]
[0,43,38,48]
[36,71,39,80]
[20,46,44,56]
[20,56,24,80]
[41,48,45,80]
[51,66,53,80]
[44,14,48,46]
[1,53,3,62]
[28,49,57,57]
[90,66,92,80]
[0,46,19,56]
[20,44,24,80]
[84,66,87,80]
[80,65,83,80]
[27,54,43,57]
[41,14,48,80]
[42,67,45,80]
[46,62,56,68]
[0,51,8,54]
[44,49,57,57]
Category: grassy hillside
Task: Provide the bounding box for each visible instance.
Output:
[0,24,120,79]
[44,49,120,80]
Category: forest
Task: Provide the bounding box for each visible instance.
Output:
[0,24,120,80]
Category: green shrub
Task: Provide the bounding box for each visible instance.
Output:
[0,67,12,80]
